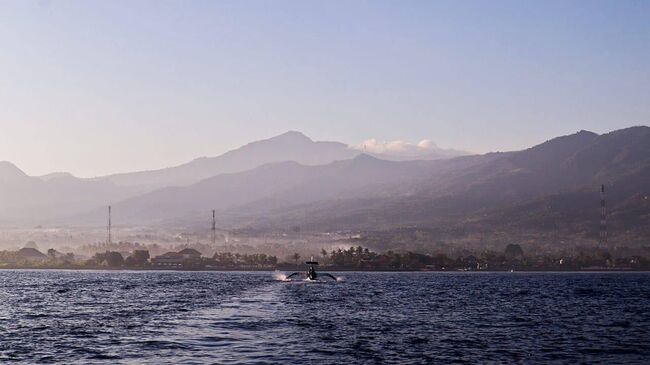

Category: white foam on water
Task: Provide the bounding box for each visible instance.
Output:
[272,270,289,281]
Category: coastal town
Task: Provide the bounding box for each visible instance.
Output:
[1,240,647,271]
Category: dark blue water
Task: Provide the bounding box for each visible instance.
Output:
[0,271,649,364]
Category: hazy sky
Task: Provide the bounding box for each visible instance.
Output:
[1,0,648,177]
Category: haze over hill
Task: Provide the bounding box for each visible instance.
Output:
[99,131,465,189]
[1,126,648,249]
[70,126,650,249]
[0,131,462,224]
[0,161,139,224]
[260,127,649,231]
[82,155,431,225]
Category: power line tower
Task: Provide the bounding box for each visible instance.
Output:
[600,184,607,247]
[211,209,216,246]
[107,205,112,244]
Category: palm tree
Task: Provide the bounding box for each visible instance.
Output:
[292,252,301,268]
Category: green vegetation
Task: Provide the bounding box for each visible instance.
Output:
[125,250,150,267]
[210,252,278,268]
[312,245,650,271]
[0,243,647,271]
[88,251,125,267]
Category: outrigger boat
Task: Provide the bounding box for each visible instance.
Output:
[286,257,337,281]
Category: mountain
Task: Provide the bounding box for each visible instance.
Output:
[101,131,357,189]
[258,126,650,243]
[82,154,432,225]
[38,172,76,181]
[0,131,461,225]
[100,131,463,189]
[2,125,648,249]
[0,161,31,184]
[79,126,649,245]
[0,162,140,224]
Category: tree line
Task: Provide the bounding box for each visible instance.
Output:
[294,244,649,271]
[1,244,648,270]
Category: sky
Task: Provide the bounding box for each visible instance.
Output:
[0,0,648,177]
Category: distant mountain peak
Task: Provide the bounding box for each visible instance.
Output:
[39,172,75,181]
[606,125,649,136]
[0,160,20,169]
[352,153,381,162]
[267,131,314,144]
[529,129,599,152]
[346,153,392,167]
[0,161,28,178]
[575,129,598,137]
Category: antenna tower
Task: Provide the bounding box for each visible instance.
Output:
[211,209,216,245]
[600,184,607,247]
[108,205,112,244]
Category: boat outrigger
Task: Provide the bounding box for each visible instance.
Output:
[286,257,337,281]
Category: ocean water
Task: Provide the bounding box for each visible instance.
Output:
[0,271,649,364]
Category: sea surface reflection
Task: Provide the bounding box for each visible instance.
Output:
[0,271,649,364]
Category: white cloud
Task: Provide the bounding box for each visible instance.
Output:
[417,139,437,149]
[353,138,439,155]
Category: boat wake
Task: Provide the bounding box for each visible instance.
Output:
[273,270,344,282]
[272,271,290,281]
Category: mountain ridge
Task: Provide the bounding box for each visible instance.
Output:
[1,125,648,246]
[77,127,649,233]
[98,131,465,189]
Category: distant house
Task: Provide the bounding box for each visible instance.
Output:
[151,252,183,267]
[151,249,202,268]
[178,248,202,260]
[16,248,48,262]
[47,249,75,263]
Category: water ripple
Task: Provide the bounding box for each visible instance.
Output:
[0,271,649,364]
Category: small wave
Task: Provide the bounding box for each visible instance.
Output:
[272,271,290,281]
